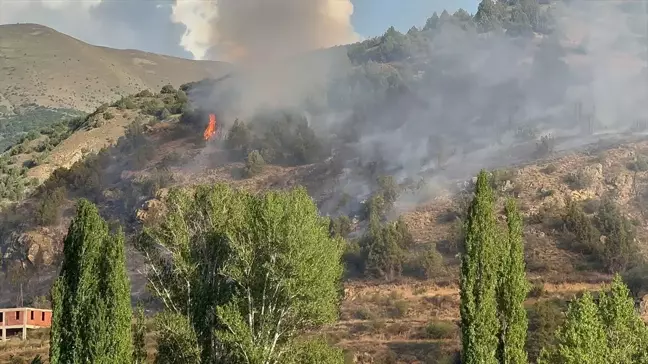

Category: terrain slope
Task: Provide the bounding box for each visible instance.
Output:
[0,23,230,113]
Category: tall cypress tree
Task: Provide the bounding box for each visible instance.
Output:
[460,170,499,364]
[497,199,529,364]
[49,200,132,364]
[50,199,106,364]
[98,227,132,363]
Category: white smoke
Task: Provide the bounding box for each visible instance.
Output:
[170,0,360,62]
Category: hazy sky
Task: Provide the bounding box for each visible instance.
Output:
[0,0,479,60]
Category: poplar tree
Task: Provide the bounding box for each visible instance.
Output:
[460,170,499,364]
[598,275,648,363]
[538,292,608,364]
[497,199,529,364]
[49,200,132,364]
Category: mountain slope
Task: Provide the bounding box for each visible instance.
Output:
[0,23,231,113]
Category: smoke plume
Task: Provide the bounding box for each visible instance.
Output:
[171,0,360,62]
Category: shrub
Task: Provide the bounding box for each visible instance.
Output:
[627,155,648,172]
[103,111,114,120]
[389,300,410,318]
[158,108,171,121]
[225,119,252,159]
[541,164,557,174]
[526,299,567,362]
[564,170,594,190]
[136,89,153,98]
[35,186,66,225]
[160,84,176,94]
[528,282,545,298]
[330,215,352,239]
[406,245,444,279]
[535,134,555,157]
[423,321,457,339]
[243,150,266,178]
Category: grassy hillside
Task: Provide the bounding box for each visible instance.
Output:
[4,3,648,362]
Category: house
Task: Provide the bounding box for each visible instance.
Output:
[0,307,52,340]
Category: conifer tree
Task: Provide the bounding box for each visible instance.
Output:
[50,200,107,364]
[98,227,132,363]
[49,200,132,364]
[460,170,499,364]
[538,292,608,364]
[497,199,529,364]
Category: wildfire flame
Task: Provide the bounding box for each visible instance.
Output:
[204,114,217,141]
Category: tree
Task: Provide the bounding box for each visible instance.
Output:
[243,150,265,177]
[538,292,608,364]
[598,275,648,363]
[423,12,440,30]
[132,305,148,364]
[49,200,132,364]
[154,312,201,364]
[497,199,529,364]
[225,119,252,159]
[475,0,505,33]
[139,184,345,363]
[99,226,132,362]
[460,170,500,364]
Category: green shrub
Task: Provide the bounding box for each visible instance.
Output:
[243,150,266,178]
[526,299,567,362]
[330,215,352,239]
[103,111,114,120]
[389,300,410,318]
[136,89,153,98]
[160,84,176,94]
[35,186,66,225]
[423,321,457,339]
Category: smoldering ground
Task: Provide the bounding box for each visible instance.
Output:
[182,0,648,217]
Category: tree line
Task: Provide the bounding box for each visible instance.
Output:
[42,169,648,363]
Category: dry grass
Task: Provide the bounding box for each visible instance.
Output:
[0,23,230,113]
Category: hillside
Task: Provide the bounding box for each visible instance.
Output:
[0,23,231,113]
[4,2,648,362]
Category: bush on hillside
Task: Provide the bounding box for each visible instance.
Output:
[35,186,67,226]
[243,150,265,178]
[561,198,640,273]
[136,89,154,98]
[160,84,176,94]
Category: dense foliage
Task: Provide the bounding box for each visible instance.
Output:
[138,184,345,363]
[49,200,132,364]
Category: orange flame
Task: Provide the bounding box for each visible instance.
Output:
[204,114,217,141]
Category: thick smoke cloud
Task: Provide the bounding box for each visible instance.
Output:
[171,0,360,62]
[188,0,648,216]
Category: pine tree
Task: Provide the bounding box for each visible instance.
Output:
[538,292,608,364]
[598,275,648,363]
[497,199,529,364]
[460,170,499,364]
[49,200,133,364]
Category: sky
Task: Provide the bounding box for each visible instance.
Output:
[0,0,479,60]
